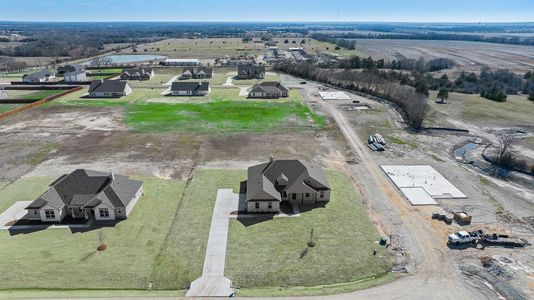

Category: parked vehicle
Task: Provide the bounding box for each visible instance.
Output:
[448,230,480,245]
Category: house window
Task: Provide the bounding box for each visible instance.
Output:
[305,193,310,198]
[292,193,297,200]
[33,209,39,215]
[44,209,55,219]
[255,203,260,209]
[268,202,272,209]
[117,208,123,214]
[99,208,110,218]
[320,191,324,198]
[282,191,287,198]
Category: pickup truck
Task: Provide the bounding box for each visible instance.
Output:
[448,231,480,245]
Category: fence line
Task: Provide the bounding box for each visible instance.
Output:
[0,86,82,121]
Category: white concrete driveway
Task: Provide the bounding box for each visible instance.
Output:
[0,201,31,228]
[186,189,239,297]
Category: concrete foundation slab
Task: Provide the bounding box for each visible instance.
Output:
[381,165,467,205]
[319,91,351,100]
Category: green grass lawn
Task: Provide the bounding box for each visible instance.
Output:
[4,89,63,100]
[50,87,166,107]
[150,169,244,290]
[427,91,534,126]
[125,100,325,133]
[226,171,393,294]
[0,104,23,113]
[0,177,186,290]
[232,73,280,86]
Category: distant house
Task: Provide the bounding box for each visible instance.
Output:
[22,69,55,83]
[245,157,330,213]
[237,65,265,79]
[120,68,154,81]
[162,58,200,66]
[170,81,210,96]
[0,89,6,100]
[180,67,213,79]
[88,80,132,98]
[57,64,84,75]
[63,70,87,83]
[248,82,289,99]
[25,169,144,222]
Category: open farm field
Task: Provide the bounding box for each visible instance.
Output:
[353,39,534,73]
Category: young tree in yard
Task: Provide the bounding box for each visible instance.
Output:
[437,87,449,103]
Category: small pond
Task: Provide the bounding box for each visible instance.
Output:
[82,54,167,65]
[454,143,478,160]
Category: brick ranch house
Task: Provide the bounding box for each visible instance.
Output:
[245,157,330,213]
[25,169,144,222]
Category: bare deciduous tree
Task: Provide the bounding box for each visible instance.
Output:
[497,134,515,164]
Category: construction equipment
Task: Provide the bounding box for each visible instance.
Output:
[447,230,527,248]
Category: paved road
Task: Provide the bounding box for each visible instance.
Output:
[186,189,238,297]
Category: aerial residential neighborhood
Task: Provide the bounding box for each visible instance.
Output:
[0,1,533,300]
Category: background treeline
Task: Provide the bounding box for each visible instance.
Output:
[310,31,534,46]
[330,55,455,73]
[311,33,356,49]
[275,61,428,129]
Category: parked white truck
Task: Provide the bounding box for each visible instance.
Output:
[448,231,480,245]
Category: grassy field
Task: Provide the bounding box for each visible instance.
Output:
[232,73,280,86]
[150,169,245,290]
[125,99,325,133]
[0,177,186,290]
[123,37,365,59]
[0,104,23,113]
[226,171,393,293]
[50,87,166,106]
[124,38,265,58]
[4,89,64,100]
[427,91,534,126]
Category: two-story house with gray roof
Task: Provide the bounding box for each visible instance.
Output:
[245,157,330,213]
[25,169,144,222]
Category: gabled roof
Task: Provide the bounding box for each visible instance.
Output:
[246,159,330,202]
[25,169,143,211]
[171,81,210,92]
[23,69,54,80]
[121,68,153,76]
[238,64,265,74]
[64,70,86,77]
[58,65,83,73]
[89,80,129,93]
[182,67,213,76]
[250,82,288,94]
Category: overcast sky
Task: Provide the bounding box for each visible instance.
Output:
[0,0,533,22]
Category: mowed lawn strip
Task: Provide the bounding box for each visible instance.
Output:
[0,177,186,290]
[150,169,245,290]
[126,100,325,133]
[226,171,393,292]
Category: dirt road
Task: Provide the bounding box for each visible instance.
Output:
[282,80,488,299]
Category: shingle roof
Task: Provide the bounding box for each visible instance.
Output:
[64,70,86,77]
[121,68,153,76]
[25,169,143,210]
[88,80,129,93]
[250,82,288,94]
[171,81,210,92]
[23,69,54,80]
[246,159,330,202]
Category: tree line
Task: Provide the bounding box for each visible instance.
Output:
[311,33,356,50]
[274,60,428,129]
